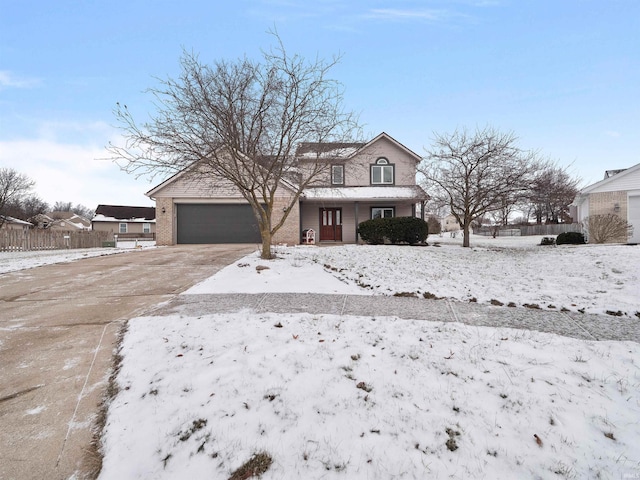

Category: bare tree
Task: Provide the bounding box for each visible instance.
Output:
[527,163,580,224]
[419,127,539,247]
[4,195,49,222]
[52,201,94,219]
[584,214,632,244]
[107,35,358,259]
[52,201,73,212]
[0,168,35,227]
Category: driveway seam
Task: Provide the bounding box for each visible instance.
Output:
[54,320,115,473]
[561,312,598,341]
[446,300,461,324]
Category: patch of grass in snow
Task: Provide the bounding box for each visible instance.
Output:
[228,452,273,480]
[178,418,207,441]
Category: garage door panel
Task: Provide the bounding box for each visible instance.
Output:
[177,204,261,244]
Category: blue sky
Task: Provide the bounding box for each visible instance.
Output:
[1,0,638,210]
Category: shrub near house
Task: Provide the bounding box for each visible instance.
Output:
[358,217,428,245]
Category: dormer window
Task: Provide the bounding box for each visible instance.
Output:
[331,165,344,185]
[371,158,394,185]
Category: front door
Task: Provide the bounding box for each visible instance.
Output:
[319,208,342,241]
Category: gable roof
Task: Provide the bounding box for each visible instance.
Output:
[93,205,156,221]
[0,215,33,226]
[295,133,422,163]
[578,162,640,195]
[355,132,422,163]
[47,211,91,227]
[296,142,365,159]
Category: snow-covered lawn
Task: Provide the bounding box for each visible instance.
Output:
[98,235,640,480]
[190,235,640,318]
[0,241,154,274]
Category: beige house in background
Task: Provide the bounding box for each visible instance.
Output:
[91,205,156,239]
[0,215,32,231]
[571,162,640,244]
[147,132,428,246]
[33,211,91,231]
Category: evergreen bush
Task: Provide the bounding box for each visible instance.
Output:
[556,231,586,245]
[358,217,428,245]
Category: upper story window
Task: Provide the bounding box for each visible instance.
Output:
[331,165,344,185]
[371,158,394,185]
[119,223,127,234]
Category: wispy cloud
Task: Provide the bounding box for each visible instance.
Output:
[605,130,621,138]
[0,71,41,89]
[363,8,452,23]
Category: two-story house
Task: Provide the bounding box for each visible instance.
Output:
[147,132,428,245]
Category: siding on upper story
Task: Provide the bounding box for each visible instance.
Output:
[300,134,420,188]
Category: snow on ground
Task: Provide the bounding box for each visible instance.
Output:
[186,234,640,317]
[0,241,155,274]
[99,235,640,479]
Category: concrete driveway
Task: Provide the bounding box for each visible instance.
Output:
[0,245,254,480]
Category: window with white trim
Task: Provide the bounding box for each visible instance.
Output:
[331,165,344,185]
[143,223,151,234]
[371,207,395,219]
[119,223,127,234]
[371,158,394,184]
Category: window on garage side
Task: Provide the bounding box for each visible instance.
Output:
[371,207,395,219]
[119,223,127,234]
[143,223,151,234]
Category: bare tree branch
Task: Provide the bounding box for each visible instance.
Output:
[419,126,540,247]
[107,34,359,258]
[0,168,35,228]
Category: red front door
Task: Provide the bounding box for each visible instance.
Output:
[319,208,342,241]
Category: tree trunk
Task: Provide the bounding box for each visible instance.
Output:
[463,223,471,247]
[259,226,274,259]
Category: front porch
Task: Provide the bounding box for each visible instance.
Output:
[299,200,420,244]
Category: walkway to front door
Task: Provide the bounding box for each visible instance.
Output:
[319,208,342,241]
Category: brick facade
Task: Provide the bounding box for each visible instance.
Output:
[272,196,301,245]
[155,197,174,246]
[588,191,628,218]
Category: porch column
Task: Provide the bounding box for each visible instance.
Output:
[354,201,359,243]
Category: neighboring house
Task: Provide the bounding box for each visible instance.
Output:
[0,215,32,231]
[33,211,91,231]
[147,132,429,245]
[571,162,640,244]
[442,214,461,232]
[91,205,156,239]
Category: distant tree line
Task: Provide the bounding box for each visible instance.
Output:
[0,167,94,227]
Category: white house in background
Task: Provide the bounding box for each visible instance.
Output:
[442,214,461,232]
[571,162,640,244]
[91,205,156,240]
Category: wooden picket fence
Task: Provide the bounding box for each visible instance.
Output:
[474,223,581,237]
[0,229,112,252]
